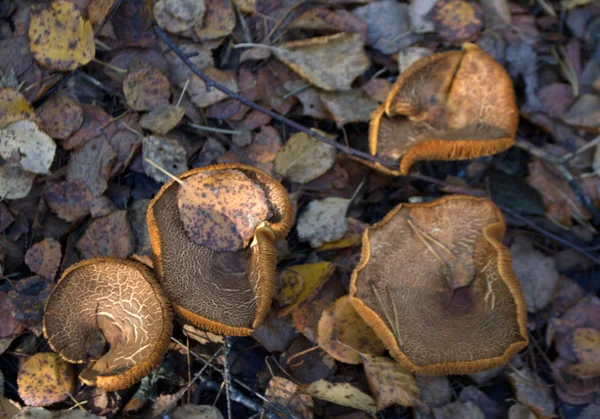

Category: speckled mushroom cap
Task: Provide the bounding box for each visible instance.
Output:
[43,258,173,391]
[147,164,293,336]
[349,195,528,374]
[368,43,518,175]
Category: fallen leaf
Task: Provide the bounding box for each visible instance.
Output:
[361,78,392,103]
[154,0,206,34]
[252,313,299,352]
[286,337,337,383]
[170,404,223,419]
[289,8,368,41]
[265,377,314,419]
[508,403,538,419]
[67,134,116,196]
[1,120,56,175]
[285,82,331,119]
[0,163,35,200]
[429,0,483,42]
[177,169,271,251]
[276,268,305,307]
[274,33,370,91]
[24,239,61,280]
[75,210,135,259]
[274,131,337,184]
[353,0,413,54]
[0,88,35,128]
[194,0,235,41]
[188,67,238,108]
[317,217,367,251]
[123,66,171,112]
[37,95,83,140]
[17,353,75,407]
[458,385,505,419]
[8,276,53,329]
[510,235,560,313]
[139,104,185,135]
[183,324,225,345]
[278,262,335,316]
[508,368,555,419]
[62,104,117,150]
[398,46,432,73]
[432,401,485,419]
[142,135,188,183]
[317,296,386,364]
[87,0,119,26]
[303,379,376,415]
[320,90,378,127]
[246,126,282,164]
[29,0,95,71]
[0,292,24,338]
[561,94,600,129]
[537,83,575,119]
[192,137,226,167]
[297,197,350,247]
[44,180,93,222]
[570,328,600,377]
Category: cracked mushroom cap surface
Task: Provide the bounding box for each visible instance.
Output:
[369,43,518,175]
[147,164,293,336]
[43,258,173,391]
[349,195,528,374]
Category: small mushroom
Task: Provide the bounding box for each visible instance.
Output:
[147,164,293,336]
[369,43,518,175]
[349,195,528,374]
[43,258,173,391]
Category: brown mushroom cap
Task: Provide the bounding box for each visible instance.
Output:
[369,43,518,175]
[43,258,173,391]
[349,195,528,374]
[147,164,293,336]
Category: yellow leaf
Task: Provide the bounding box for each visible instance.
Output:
[572,328,600,367]
[17,352,75,407]
[29,0,95,71]
[0,88,35,128]
[303,379,376,415]
[278,262,335,316]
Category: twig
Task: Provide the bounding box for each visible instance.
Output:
[154,25,396,169]
[187,122,243,135]
[201,380,282,419]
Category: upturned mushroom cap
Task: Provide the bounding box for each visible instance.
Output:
[349,195,528,374]
[147,164,293,336]
[43,258,173,391]
[369,43,518,175]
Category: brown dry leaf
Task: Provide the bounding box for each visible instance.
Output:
[154,0,206,34]
[142,135,188,183]
[274,131,337,184]
[0,88,35,128]
[17,353,75,407]
[510,235,560,313]
[255,60,299,115]
[0,120,56,174]
[320,90,379,127]
[0,163,36,200]
[188,67,238,108]
[246,126,282,164]
[0,292,24,339]
[398,46,433,73]
[62,104,117,150]
[284,82,330,119]
[75,210,135,259]
[353,0,413,54]
[183,324,224,345]
[67,134,116,196]
[90,196,116,218]
[44,180,93,222]
[361,354,419,410]
[170,405,223,419]
[432,401,485,419]
[29,0,95,71]
[508,403,537,419]
[37,95,83,140]
[508,368,555,419]
[362,78,393,103]
[123,67,171,112]
[8,276,53,329]
[317,296,386,364]
[87,0,119,26]
[297,197,350,248]
[139,104,185,135]
[278,262,335,317]
[265,377,314,419]
[274,33,370,92]
[24,239,61,280]
[537,83,575,119]
[289,8,368,41]
[429,0,483,42]
[303,379,376,415]
[252,313,299,353]
[195,0,235,41]
[177,170,271,251]
[561,94,600,129]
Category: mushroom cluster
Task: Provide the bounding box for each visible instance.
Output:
[43,164,293,391]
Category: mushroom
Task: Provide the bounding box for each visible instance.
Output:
[147,164,293,336]
[43,258,173,391]
[369,43,518,175]
[349,195,528,374]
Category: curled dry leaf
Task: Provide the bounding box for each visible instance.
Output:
[177,169,271,251]
[139,104,185,135]
[278,262,335,317]
[43,259,173,391]
[297,197,350,248]
[142,135,188,183]
[24,239,61,280]
[37,95,83,140]
[44,180,93,222]
[303,379,376,415]
[75,210,135,259]
[370,43,518,175]
[17,353,75,407]
[274,131,337,184]
[29,0,95,71]
[274,33,370,91]
[123,67,171,112]
[349,195,528,374]
[0,88,35,128]
[429,0,483,42]
[0,120,56,174]
[317,295,386,364]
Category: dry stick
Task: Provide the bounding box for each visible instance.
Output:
[154,25,396,169]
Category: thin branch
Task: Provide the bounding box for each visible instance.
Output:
[154,25,396,169]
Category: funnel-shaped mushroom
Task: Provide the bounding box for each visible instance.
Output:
[369,43,518,175]
[43,258,173,391]
[349,195,528,374]
[147,164,293,336]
